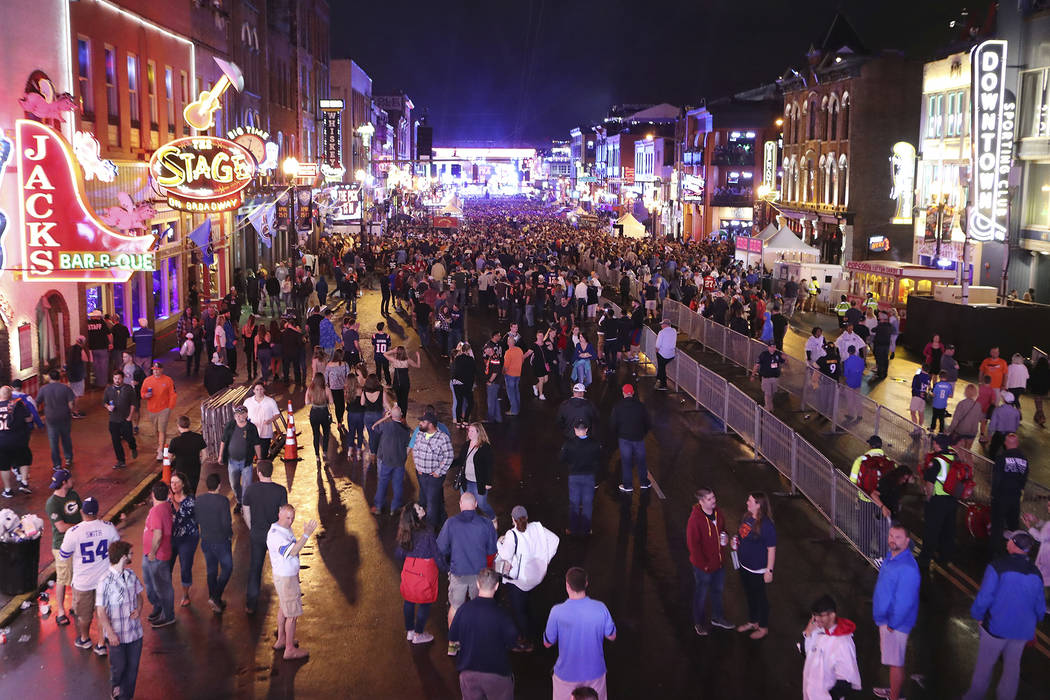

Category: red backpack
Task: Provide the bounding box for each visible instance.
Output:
[400,557,438,604]
[857,454,894,494]
[942,459,976,500]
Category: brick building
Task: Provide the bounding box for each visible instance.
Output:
[777,14,921,264]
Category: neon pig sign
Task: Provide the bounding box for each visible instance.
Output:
[15,120,154,282]
[149,136,256,212]
[969,40,1014,242]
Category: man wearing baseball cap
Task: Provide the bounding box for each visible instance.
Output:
[59,496,120,654]
[45,469,81,626]
[961,531,1046,700]
[140,361,178,462]
[609,384,651,493]
[555,383,599,440]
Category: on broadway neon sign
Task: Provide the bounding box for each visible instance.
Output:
[149,136,256,212]
[15,120,154,282]
[970,40,1014,242]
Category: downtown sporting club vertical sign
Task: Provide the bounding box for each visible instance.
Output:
[969,40,1014,242]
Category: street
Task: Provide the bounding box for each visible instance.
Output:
[1,287,1048,698]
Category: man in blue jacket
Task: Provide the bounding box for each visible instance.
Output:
[962,532,1046,700]
[437,491,498,658]
[871,523,920,700]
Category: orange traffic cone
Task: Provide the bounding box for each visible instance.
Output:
[161,445,171,484]
[283,401,301,463]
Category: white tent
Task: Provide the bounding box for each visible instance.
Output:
[762,226,820,265]
[613,213,646,239]
[755,223,779,241]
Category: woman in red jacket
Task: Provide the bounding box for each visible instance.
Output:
[686,488,734,636]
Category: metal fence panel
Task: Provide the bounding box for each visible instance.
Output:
[756,408,795,475]
[200,384,255,459]
[725,330,752,369]
[832,471,889,565]
[725,384,756,445]
[794,439,835,516]
[699,367,728,423]
[676,354,699,402]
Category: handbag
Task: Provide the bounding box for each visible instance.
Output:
[451,466,466,492]
[493,529,520,581]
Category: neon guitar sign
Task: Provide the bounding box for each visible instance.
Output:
[183,58,244,132]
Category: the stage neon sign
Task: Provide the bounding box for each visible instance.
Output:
[15,120,155,282]
[149,136,256,212]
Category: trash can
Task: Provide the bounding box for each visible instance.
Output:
[0,538,41,595]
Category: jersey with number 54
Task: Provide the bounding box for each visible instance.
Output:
[59,519,120,591]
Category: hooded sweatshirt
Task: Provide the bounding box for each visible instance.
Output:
[802,618,862,700]
[872,546,920,633]
[686,505,726,573]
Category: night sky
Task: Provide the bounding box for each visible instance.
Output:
[332,0,987,147]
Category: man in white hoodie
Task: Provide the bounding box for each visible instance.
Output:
[801,595,862,700]
[496,505,560,653]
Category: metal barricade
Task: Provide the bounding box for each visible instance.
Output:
[676,353,699,404]
[793,439,836,517]
[200,384,254,459]
[832,472,889,564]
[724,384,756,445]
[756,408,796,477]
[699,367,729,428]
[725,329,752,370]
[869,406,927,469]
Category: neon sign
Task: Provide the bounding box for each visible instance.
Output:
[183,58,243,132]
[969,40,1013,242]
[0,136,11,272]
[15,120,155,282]
[148,136,256,212]
[762,141,777,190]
[889,142,915,224]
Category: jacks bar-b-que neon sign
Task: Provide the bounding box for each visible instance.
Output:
[16,120,155,282]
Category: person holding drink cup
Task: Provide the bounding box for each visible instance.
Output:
[140,361,177,462]
[102,370,138,469]
[686,488,734,636]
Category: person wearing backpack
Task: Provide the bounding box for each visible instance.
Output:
[919,433,961,572]
[395,503,442,645]
[850,436,894,557]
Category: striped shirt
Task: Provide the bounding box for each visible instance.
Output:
[96,567,144,644]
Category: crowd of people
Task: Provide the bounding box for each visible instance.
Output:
[4,196,1048,699]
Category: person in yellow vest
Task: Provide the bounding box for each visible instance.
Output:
[864,292,880,314]
[918,433,958,572]
[835,295,850,328]
[804,277,820,312]
[850,435,895,557]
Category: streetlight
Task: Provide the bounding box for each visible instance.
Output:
[282,157,300,179]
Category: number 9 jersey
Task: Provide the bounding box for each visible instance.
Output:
[59,518,120,592]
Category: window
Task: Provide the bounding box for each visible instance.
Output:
[808,99,818,140]
[838,155,849,206]
[85,286,102,315]
[77,38,93,116]
[131,275,144,327]
[113,283,126,325]
[926,94,943,138]
[180,71,189,134]
[1023,162,1050,229]
[164,66,174,127]
[153,268,164,319]
[168,258,180,316]
[1020,69,1050,139]
[104,45,118,122]
[841,95,850,140]
[127,53,140,125]
[828,96,838,140]
[147,61,158,126]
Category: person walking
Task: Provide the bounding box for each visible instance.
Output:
[131,318,154,373]
[241,315,259,378]
[36,369,76,470]
[929,372,953,434]
[544,567,617,700]
[449,567,518,700]
[324,349,350,429]
[457,423,497,523]
[266,504,319,661]
[961,532,1046,700]
[66,336,89,418]
[370,405,412,515]
[86,310,113,387]
[372,322,392,385]
[437,491,499,657]
[751,340,784,413]
[560,419,602,536]
[687,488,734,636]
[412,409,455,530]
[871,523,920,700]
[141,482,175,629]
[494,505,560,652]
[244,381,282,457]
[503,335,524,416]
[218,406,263,513]
[654,318,676,391]
[59,496,120,653]
[396,502,442,644]
[987,392,1021,459]
[451,343,477,427]
[195,473,234,613]
[244,460,288,614]
[735,492,777,640]
[800,595,862,700]
[168,472,199,608]
[609,384,650,492]
[140,362,177,462]
[102,370,138,471]
[979,346,1008,404]
[305,373,333,467]
[95,540,145,699]
[483,340,503,424]
[948,384,983,450]
[167,416,207,496]
[45,469,81,627]
[0,386,33,497]
[990,433,1029,550]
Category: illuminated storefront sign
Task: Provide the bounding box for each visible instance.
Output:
[889,142,916,224]
[320,99,344,179]
[969,39,1014,242]
[296,162,319,179]
[15,120,154,282]
[762,141,777,189]
[0,135,11,272]
[868,235,891,252]
[149,136,256,212]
